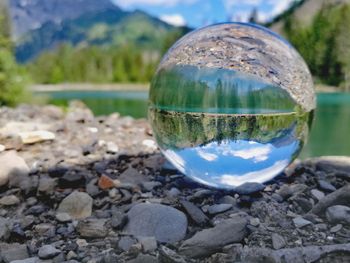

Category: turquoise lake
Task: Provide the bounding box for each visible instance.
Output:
[36,90,350,158]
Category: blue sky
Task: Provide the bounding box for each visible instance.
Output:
[112,0,298,28]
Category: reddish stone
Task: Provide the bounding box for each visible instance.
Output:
[98,175,115,190]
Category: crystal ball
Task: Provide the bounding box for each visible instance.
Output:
[148,23,315,189]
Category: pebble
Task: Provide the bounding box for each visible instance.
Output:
[0,217,11,240]
[330,224,343,233]
[179,214,248,258]
[326,205,350,225]
[181,200,209,226]
[318,180,336,192]
[0,195,20,206]
[293,217,312,228]
[271,233,286,249]
[128,254,158,263]
[125,203,187,243]
[207,204,232,214]
[166,187,181,198]
[38,245,61,259]
[0,243,29,262]
[311,189,325,201]
[106,141,119,153]
[117,236,135,252]
[234,182,265,195]
[18,130,55,144]
[10,257,39,263]
[38,176,56,194]
[111,211,127,230]
[98,175,115,190]
[0,144,5,152]
[77,219,108,238]
[138,236,158,252]
[0,151,29,187]
[249,217,260,227]
[56,212,72,222]
[57,191,93,219]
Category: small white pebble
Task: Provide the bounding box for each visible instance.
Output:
[142,139,157,150]
[87,127,98,133]
[0,144,5,152]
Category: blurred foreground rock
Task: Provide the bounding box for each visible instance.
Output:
[0,103,349,262]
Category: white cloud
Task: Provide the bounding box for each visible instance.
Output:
[160,14,187,26]
[220,159,289,187]
[229,145,273,162]
[197,149,218,162]
[113,0,198,8]
[225,0,296,23]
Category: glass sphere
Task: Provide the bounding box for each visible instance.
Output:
[149,23,315,189]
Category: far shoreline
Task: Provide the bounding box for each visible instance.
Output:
[30,83,341,93]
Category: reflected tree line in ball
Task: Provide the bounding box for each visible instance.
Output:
[149,108,313,152]
[150,65,299,114]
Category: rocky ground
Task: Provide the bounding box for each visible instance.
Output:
[0,102,350,263]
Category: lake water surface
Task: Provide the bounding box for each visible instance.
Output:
[36,90,350,158]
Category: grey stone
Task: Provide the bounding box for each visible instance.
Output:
[159,246,187,263]
[249,218,260,227]
[219,195,237,206]
[77,219,108,238]
[235,243,350,263]
[111,211,127,230]
[277,184,307,200]
[179,214,248,258]
[293,217,312,228]
[0,195,20,206]
[207,204,232,215]
[38,176,56,194]
[138,236,157,252]
[57,191,92,220]
[0,217,11,241]
[118,236,136,251]
[330,224,343,233]
[311,185,350,215]
[310,189,325,201]
[118,167,147,186]
[234,182,265,195]
[271,233,286,250]
[125,203,187,243]
[10,258,40,263]
[127,254,158,263]
[180,200,209,226]
[38,245,60,259]
[55,212,72,223]
[326,205,350,225]
[318,180,336,192]
[0,243,29,263]
[0,151,29,187]
[167,187,181,198]
[306,156,350,174]
[141,181,161,192]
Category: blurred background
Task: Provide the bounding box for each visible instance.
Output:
[0,0,349,158]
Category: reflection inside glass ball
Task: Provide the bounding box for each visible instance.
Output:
[149,23,315,189]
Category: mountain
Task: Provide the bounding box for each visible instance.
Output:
[269,0,350,34]
[9,0,189,62]
[9,0,117,39]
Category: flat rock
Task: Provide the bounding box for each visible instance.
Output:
[207,204,232,214]
[77,219,108,238]
[0,151,29,187]
[293,217,312,228]
[318,180,336,192]
[125,203,187,243]
[57,191,92,220]
[326,205,350,225]
[310,189,325,201]
[18,130,55,144]
[38,245,60,259]
[118,167,148,186]
[179,214,248,258]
